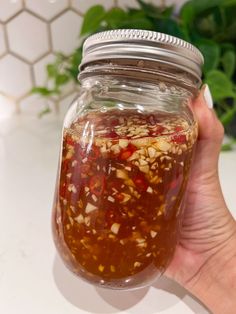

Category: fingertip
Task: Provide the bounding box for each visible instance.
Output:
[192,85,222,141]
[202,84,213,109]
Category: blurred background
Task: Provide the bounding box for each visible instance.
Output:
[0,0,188,118]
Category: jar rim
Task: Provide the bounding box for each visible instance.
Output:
[80,29,204,82]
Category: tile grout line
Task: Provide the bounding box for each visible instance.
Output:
[29,64,36,87]
[0,0,86,115]
[3,23,10,53]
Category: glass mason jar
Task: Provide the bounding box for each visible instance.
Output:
[52,29,203,290]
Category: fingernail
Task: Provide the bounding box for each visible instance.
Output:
[203,84,213,109]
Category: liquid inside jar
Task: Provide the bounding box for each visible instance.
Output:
[52,108,197,289]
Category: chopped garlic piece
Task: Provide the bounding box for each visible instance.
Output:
[139,159,148,166]
[85,202,97,214]
[146,186,153,194]
[91,194,98,202]
[116,169,128,179]
[136,238,146,244]
[157,140,171,152]
[84,186,89,192]
[69,216,74,225]
[100,146,107,153]
[68,184,77,193]
[148,147,156,158]
[119,139,129,148]
[132,137,151,148]
[111,223,120,234]
[150,230,157,238]
[84,216,91,226]
[124,179,135,187]
[134,262,141,268]
[110,265,116,272]
[98,264,104,272]
[121,193,131,203]
[72,160,78,167]
[108,196,115,203]
[139,165,149,173]
[111,144,120,154]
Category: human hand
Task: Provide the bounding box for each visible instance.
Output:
[165,85,236,313]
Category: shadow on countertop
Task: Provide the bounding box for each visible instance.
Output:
[53,254,209,313]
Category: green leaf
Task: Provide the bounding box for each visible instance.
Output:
[153,18,185,39]
[31,87,57,96]
[121,18,153,30]
[221,143,233,151]
[136,0,174,19]
[104,7,127,28]
[47,64,57,78]
[180,2,195,27]
[221,50,235,78]
[38,107,51,118]
[67,48,82,80]
[180,0,222,27]
[194,39,220,73]
[55,74,70,86]
[220,106,236,125]
[222,0,236,7]
[205,70,236,101]
[80,5,105,36]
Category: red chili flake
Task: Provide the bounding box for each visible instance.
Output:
[115,193,124,202]
[133,174,148,192]
[61,159,70,173]
[110,118,120,127]
[59,183,67,198]
[119,144,137,160]
[108,179,122,191]
[175,126,183,132]
[172,134,186,144]
[89,175,105,196]
[150,125,165,136]
[66,135,75,147]
[105,130,119,139]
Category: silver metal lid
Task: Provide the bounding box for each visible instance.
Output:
[80,29,204,81]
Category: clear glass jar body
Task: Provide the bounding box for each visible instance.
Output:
[52,63,198,289]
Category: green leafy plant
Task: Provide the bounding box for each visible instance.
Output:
[32,0,236,148]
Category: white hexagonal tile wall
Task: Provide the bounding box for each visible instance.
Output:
[25,0,69,21]
[19,94,55,116]
[0,55,32,98]
[0,25,6,57]
[33,54,56,86]
[7,12,49,63]
[51,11,82,55]
[59,91,77,119]
[71,0,113,14]
[0,94,16,119]
[118,0,153,9]
[0,0,23,22]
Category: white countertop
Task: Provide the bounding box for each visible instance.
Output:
[0,115,235,314]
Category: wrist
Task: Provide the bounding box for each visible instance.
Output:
[187,232,236,314]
